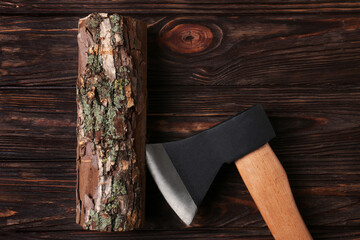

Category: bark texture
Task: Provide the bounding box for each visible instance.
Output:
[76,13,147,231]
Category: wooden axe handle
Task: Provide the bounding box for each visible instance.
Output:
[235,143,312,240]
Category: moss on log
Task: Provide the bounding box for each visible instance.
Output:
[76,13,147,231]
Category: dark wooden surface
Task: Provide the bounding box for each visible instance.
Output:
[0,1,360,239]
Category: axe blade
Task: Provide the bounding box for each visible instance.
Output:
[146,104,275,225]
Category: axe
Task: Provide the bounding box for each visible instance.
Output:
[146,104,312,239]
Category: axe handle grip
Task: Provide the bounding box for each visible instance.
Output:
[235,143,312,240]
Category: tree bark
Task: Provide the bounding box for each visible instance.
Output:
[76,13,147,231]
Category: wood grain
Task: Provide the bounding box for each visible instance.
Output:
[1,229,360,240]
[2,1,360,15]
[0,86,359,159]
[0,86,359,234]
[1,1,360,238]
[2,15,360,87]
[0,159,359,230]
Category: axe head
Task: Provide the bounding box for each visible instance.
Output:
[146,104,275,225]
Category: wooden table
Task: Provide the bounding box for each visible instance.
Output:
[1,1,360,239]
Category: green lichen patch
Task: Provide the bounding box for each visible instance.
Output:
[110,147,118,163]
[93,101,104,131]
[109,13,124,45]
[113,94,125,109]
[116,68,130,87]
[99,214,112,231]
[112,24,121,33]
[86,13,102,29]
[87,209,100,230]
[79,47,128,167]
[103,201,117,215]
[87,54,102,74]
[105,106,117,136]
[110,14,120,25]
[86,13,102,43]
[86,209,113,231]
[113,178,127,195]
[114,215,122,231]
[80,94,93,136]
[99,178,126,228]
[100,178,126,221]
[118,66,130,73]
[114,78,123,91]
[96,80,111,105]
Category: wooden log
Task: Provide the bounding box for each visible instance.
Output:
[76,13,147,231]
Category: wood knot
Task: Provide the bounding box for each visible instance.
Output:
[160,23,215,54]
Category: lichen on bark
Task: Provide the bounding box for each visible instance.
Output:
[76,13,146,231]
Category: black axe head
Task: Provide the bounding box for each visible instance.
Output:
[146,104,275,225]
